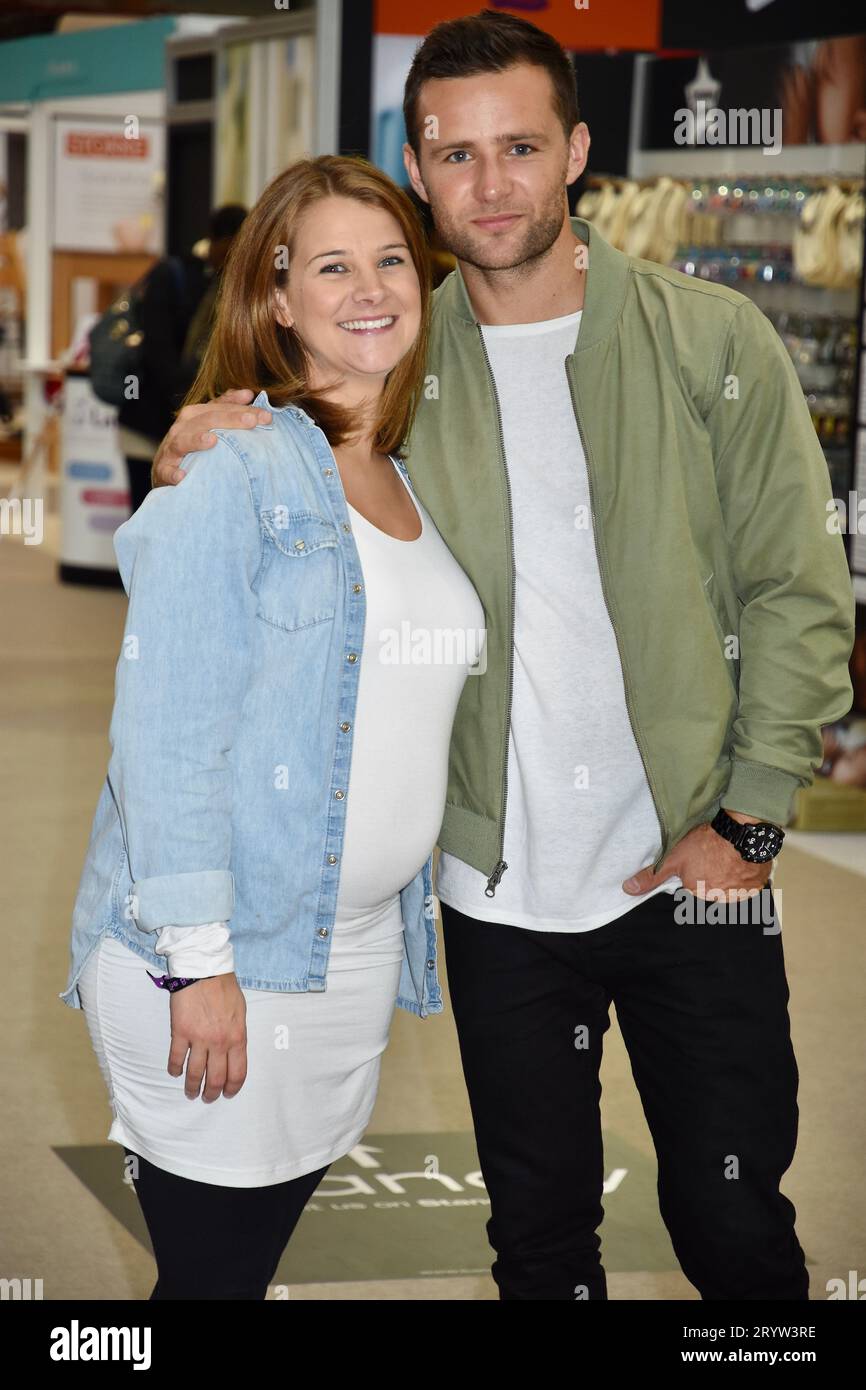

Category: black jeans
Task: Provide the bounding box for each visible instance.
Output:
[123,1149,329,1299]
[440,887,808,1301]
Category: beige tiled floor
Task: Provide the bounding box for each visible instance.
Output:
[2,522,864,1300]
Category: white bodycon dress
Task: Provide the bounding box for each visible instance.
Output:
[78,459,485,1187]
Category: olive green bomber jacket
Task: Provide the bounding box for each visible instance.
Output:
[400,216,856,887]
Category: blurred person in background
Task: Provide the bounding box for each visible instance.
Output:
[117,206,246,515]
[180,204,248,377]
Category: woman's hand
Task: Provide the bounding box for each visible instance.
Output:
[167,973,248,1101]
[151,388,272,488]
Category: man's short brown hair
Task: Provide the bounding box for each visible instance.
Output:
[403,9,580,156]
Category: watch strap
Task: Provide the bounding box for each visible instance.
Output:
[711,808,785,860]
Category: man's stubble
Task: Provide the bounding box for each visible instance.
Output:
[425,156,572,279]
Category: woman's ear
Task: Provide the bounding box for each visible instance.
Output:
[273,287,293,329]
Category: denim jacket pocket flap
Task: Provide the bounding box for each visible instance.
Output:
[260,509,340,557]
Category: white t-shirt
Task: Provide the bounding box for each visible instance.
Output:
[436,310,680,931]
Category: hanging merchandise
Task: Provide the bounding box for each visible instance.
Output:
[577,177,622,244]
[576,176,690,265]
[579,174,864,287]
[606,179,643,252]
[623,177,690,264]
[840,190,866,284]
[793,184,863,288]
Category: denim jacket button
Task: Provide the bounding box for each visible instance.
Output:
[426,959,435,969]
[342,523,351,532]
[318,927,329,938]
[347,653,357,663]
[323,467,333,477]
[327,854,337,864]
[294,539,305,551]
[334,789,345,799]
[340,721,351,732]
[352,583,362,594]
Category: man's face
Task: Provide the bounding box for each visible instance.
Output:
[403,63,589,272]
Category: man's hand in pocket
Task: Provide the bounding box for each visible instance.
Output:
[622,818,772,901]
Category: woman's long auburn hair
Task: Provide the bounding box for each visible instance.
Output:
[181,155,432,455]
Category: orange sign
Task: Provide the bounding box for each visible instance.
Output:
[65,132,151,159]
[374,1,661,51]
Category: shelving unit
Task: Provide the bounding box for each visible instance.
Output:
[625,144,866,601]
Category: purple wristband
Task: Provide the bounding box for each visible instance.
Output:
[146,970,213,992]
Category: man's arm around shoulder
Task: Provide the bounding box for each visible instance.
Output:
[151,387,272,487]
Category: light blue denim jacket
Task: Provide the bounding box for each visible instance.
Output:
[60,391,442,1019]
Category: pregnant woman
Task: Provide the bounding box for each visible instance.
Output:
[60,156,485,1300]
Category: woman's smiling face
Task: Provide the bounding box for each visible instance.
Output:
[274,195,423,401]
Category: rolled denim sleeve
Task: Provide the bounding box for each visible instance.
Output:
[109,437,262,931]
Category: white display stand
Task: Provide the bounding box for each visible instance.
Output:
[59,369,130,584]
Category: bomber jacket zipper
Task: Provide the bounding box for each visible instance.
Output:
[566,359,671,870]
[478,324,515,896]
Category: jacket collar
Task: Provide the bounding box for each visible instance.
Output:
[440,216,630,352]
[251,390,319,430]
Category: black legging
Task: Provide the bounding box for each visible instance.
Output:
[123,1148,330,1299]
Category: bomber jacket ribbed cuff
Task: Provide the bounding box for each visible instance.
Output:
[128,870,235,932]
[723,759,804,828]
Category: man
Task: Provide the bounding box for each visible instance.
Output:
[150,12,854,1299]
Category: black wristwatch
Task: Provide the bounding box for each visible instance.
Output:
[710,808,785,863]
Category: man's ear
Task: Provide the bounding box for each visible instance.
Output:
[403,142,430,205]
[273,287,293,329]
[566,122,591,188]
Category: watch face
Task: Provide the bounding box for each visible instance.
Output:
[739,823,783,863]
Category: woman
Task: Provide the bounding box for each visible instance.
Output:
[60,156,485,1300]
